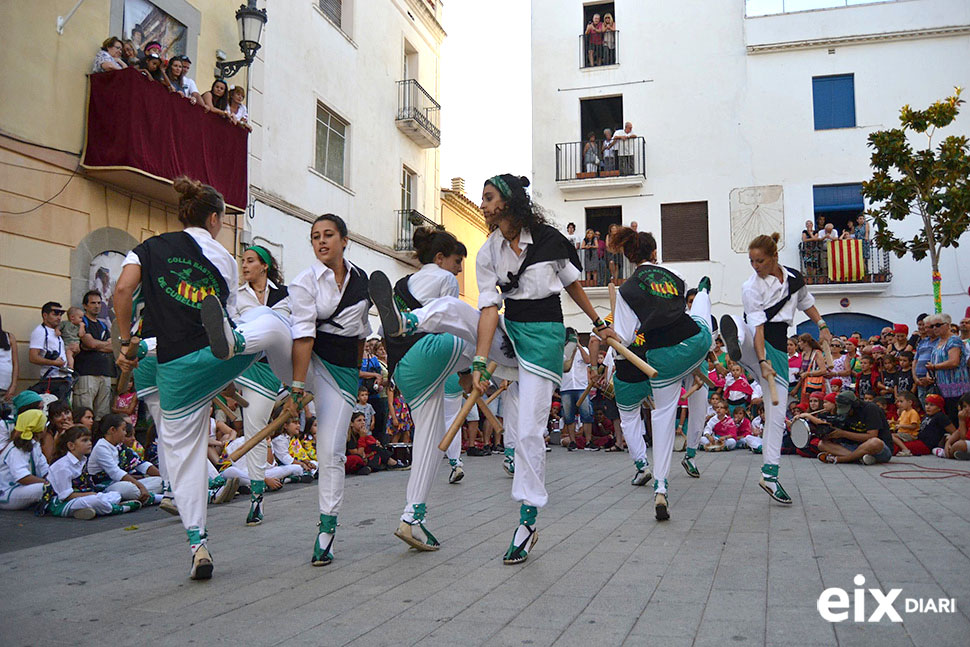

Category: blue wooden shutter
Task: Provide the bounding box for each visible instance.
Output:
[813,74,856,130]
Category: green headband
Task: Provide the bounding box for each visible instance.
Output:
[246,245,273,268]
[487,175,512,199]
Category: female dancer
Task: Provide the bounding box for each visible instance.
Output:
[370,227,469,550]
[233,245,290,526]
[114,177,293,580]
[719,233,831,504]
[284,214,371,567]
[606,227,712,520]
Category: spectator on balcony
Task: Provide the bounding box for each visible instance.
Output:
[92,37,127,73]
[601,128,617,171]
[584,14,605,67]
[801,220,816,242]
[228,86,249,125]
[854,213,871,241]
[606,223,623,282]
[630,221,638,232]
[611,122,638,176]
[581,229,599,285]
[121,40,139,67]
[602,14,617,65]
[818,223,839,241]
[582,132,600,174]
[925,313,970,425]
[165,57,190,97]
[175,56,201,103]
[142,41,163,60]
[840,221,855,240]
[565,223,581,250]
[138,53,173,90]
[596,230,607,284]
[202,79,230,115]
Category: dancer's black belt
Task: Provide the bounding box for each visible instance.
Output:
[504,294,562,323]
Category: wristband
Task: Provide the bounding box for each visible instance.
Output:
[817,321,829,331]
[120,338,131,346]
[592,318,606,330]
[472,358,491,381]
[758,359,767,364]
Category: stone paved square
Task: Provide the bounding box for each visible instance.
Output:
[2,449,969,647]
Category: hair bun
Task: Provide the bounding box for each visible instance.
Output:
[770,232,781,243]
[519,176,530,189]
[173,176,203,199]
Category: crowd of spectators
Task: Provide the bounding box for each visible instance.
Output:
[90,36,250,130]
[563,221,633,287]
[580,121,640,178]
[583,12,617,67]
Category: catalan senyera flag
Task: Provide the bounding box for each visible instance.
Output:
[827,239,866,282]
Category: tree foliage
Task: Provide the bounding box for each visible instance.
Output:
[862,89,970,267]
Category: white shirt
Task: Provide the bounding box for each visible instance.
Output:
[561,345,589,392]
[48,452,88,501]
[184,76,199,96]
[566,231,582,249]
[87,438,129,483]
[817,229,839,241]
[612,262,688,347]
[409,263,460,306]
[271,434,293,466]
[289,259,371,340]
[611,129,637,156]
[476,228,582,310]
[235,280,291,319]
[123,227,239,317]
[231,103,248,122]
[29,324,69,379]
[741,267,815,328]
[0,442,48,497]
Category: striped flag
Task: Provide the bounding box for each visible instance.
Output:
[827,239,866,282]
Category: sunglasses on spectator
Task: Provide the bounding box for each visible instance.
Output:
[929,323,946,328]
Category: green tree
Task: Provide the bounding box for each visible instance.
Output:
[862,88,970,313]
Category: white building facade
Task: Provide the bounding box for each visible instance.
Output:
[531,0,970,335]
[246,0,445,288]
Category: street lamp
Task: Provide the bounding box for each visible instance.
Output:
[215,1,267,79]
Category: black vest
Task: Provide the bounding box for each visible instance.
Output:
[133,232,230,364]
[619,264,699,350]
[760,266,805,353]
[499,224,582,323]
[312,265,369,369]
[385,274,430,378]
[74,316,115,377]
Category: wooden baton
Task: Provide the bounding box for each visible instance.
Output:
[575,381,595,407]
[766,368,780,406]
[604,283,658,378]
[213,397,238,422]
[821,339,835,370]
[438,362,497,451]
[693,368,716,389]
[221,383,250,408]
[229,393,314,462]
[116,335,141,395]
[484,382,508,406]
[478,398,504,436]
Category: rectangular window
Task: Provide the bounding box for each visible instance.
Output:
[812,74,855,130]
[660,202,709,262]
[319,0,341,27]
[401,167,415,211]
[315,103,347,186]
[813,183,864,232]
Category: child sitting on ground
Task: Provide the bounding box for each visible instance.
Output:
[352,388,376,433]
[111,382,139,425]
[271,417,314,481]
[723,363,754,413]
[289,416,318,472]
[386,386,414,444]
[87,413,163,505]
[356,412,408,471]
[43,425,139,519]
[58,307,85,370]
[701,401,738,451]
[0,409,50,511]
[732,405,762,452]
[942,394,970,459]
[893,391,921,456]
[345,413,373,476]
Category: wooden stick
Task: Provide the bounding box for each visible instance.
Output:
[603,283,658,378]
[116,335,141,395]
[693,368,716,389]
[438,362,496,451]
[766,370,779,406]
[821,339,835,370]
[478,398,504,436]
[484,382,508,406]
[221,383,250,408]
[213,397,238,423]
[229,394,314,462]
[576,381,595,407]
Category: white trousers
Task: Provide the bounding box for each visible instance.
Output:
[618,407,648,465]
[62,491,122,516]
[443,394,462,462]
[510,371,550,508]
[106,477,163,501]
[727,315,785,468]
[221,462,302,486]
[141,392,169,489]
[402,384,448,521]
[310,361,353,517]
[158,405,213,532]
[412,297,518,372]
[236,306,293,384]
[0,482,45,510]
[503,381,519,451]
[238,384,275,482]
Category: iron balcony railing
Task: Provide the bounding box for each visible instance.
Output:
[395,209,442,251]
[798,239,892,285]
[576,248,633,288]
[580,29,619,68]
[396,79,441,146]
[555,136,646,182]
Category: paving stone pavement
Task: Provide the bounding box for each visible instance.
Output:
[2,449,969,647]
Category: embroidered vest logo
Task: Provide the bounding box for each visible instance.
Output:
[157,258,221,308]
[635,268,680,299]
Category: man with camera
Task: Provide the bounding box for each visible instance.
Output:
[28,301,72,400]
[816,391,893,465]
[73,290,116,422]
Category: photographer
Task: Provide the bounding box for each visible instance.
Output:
[817,391,893,465]
[28,302,71,400]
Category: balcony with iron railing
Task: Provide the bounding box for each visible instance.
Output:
[394,209,442,251]
[555,136,646,191]
[395,79,441,148]
[81,67,248,212]
[798,239,892,292]
[580,30,619,68]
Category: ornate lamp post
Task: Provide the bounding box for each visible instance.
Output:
[215,1,268,79]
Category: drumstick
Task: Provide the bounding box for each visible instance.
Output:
[213,397,238,423]
[229,394,314,462]
[221,383,250,408]
[116,335,141,395]
[485,382,508,406]
[438,362,497,451]
[821,339,835,370]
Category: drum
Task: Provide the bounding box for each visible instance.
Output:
[389,443,412,464]
[789,418,812,450]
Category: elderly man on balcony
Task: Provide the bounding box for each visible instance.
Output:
[610,122,638,176]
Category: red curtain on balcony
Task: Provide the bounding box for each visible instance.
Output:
[827,239,866,282]
[83,67,248,210]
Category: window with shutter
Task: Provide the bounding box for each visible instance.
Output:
[812,74,855,130]
[319,0,342,27]
[660,201,709,262]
